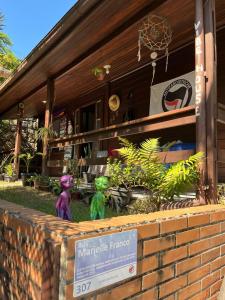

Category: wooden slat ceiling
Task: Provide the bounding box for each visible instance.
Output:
[2,0,225,119]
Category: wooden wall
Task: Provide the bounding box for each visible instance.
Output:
[217,29,225,182]
[50,42,197,175]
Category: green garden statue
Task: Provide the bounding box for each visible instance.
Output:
[90,176,109,220]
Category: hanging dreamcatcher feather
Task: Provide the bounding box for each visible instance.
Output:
[138,14,172,86]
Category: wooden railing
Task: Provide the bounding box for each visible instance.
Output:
[47,149,195,168]
[49,106,196,148]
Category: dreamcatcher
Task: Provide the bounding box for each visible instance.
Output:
[138,14,172,86]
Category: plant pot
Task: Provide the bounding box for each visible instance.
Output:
[33,179,40,189]
[39,185,49,192]
[21,173,32,187]
[4,175,15,182]
[96,73,105,81]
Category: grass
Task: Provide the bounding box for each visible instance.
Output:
[0,181,122,222]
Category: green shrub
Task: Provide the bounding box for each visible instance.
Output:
[108,137,203,212]
[4,163,14,177]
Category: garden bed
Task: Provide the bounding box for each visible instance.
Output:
[0,181,122,222]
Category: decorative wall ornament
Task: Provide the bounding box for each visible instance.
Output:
[108,94,120,112]
[138,14,172,85]
[91,64,111,81]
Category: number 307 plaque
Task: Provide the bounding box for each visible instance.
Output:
[73,230,137,297]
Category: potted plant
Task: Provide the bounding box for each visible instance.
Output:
[4,163,15,182]
[91,67,105,81]
[19,152,42,186]
[35,126,56,175]
[31,174,50,191]
[108,137,203,212]
[29,173,41,189]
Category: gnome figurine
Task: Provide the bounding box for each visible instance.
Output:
[90,176,109,220]
[56,175,73,221]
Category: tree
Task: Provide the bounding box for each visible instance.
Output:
[0,12,20,83]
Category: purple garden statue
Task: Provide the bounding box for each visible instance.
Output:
[56,175,73,221]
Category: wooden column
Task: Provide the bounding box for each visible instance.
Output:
[204,0,217,203]
[195,0,207,203]
[42,79,54,175]
[13,107,23,179]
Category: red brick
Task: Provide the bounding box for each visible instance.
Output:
[188,214,210,227]
[210,233,225,248]
[201,247,220,264]
[142,266,174,289]
[161,246,188,266]
[133,288,158,300]
[210,211,225,223]
[66,260,74,281]
[210,256,225,272]
[210,279,223,296]
[200,223,221,238]
[188,264,210,284]
[138,255,158,275]
[163,295,175,300]
[176,228,200,246]
[220,221,225,232]
[202,270,220,289]
[137,223,159,239]
[177,281,201,300]
[189,288,210,300]
[159,275,187,298]
[176,256,201,275]
[189,238,211,255]
[160,218,187,234]
[143,235,175,256]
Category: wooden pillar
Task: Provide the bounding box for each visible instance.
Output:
[195,0,207,203]
[13,106,23,179]
[204,0,217,203]
[42,79,54,175]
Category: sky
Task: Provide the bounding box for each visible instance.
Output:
[1,1,77,59]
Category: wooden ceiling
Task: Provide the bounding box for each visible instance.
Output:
[1,0,225,119]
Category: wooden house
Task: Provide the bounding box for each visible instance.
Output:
[0,0,224,203]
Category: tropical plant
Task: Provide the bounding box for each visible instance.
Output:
[4,163,14,177]
[108,137,203,211]
[19,152,42,173]
[91,67,104,76]
[34,126,57,142]
[67,159,79,177]
[0,50,20,71]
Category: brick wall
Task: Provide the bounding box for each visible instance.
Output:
[1,200,225,300]
[0,200,62,300]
